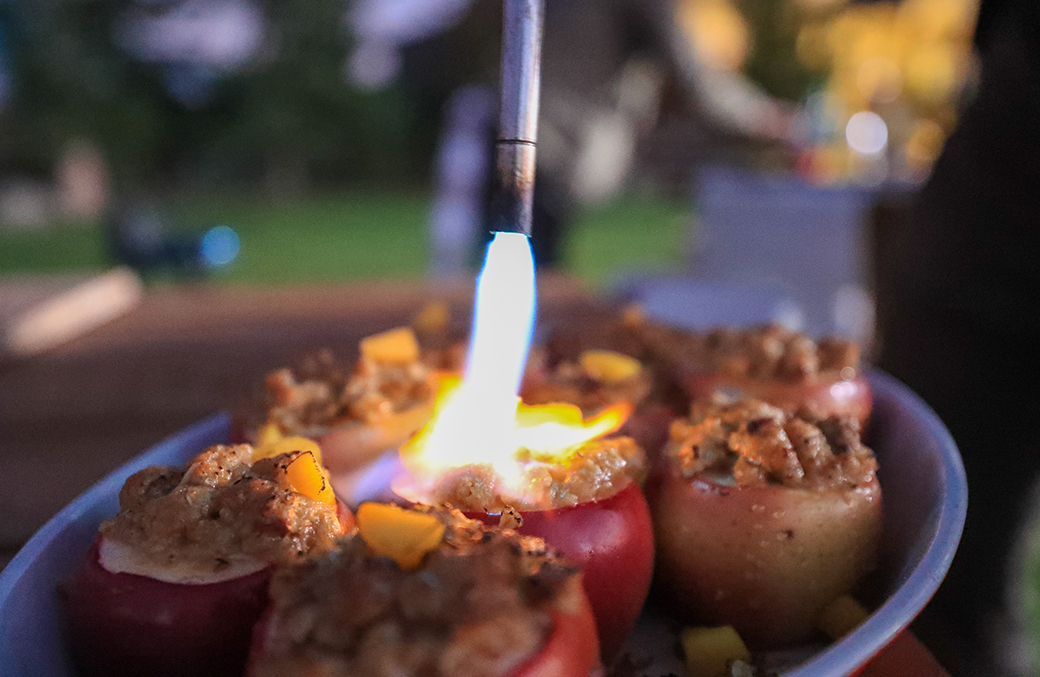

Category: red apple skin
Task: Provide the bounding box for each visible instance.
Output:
[65,538,272,677]
[466,481,654,660]
[509,577,602,677]
[248,577,600,677]
[684,373,873,428]
[648,472,882,648]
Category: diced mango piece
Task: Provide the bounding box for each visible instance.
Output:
[356,503,445,570]
[256,421,283,448]
[255,435,323,466]
[360,327,420,364]
[516,401,586,428]
[680,626,752,677]
[285,451,335,504]
[817,594,870,640]
[580,350,641,383]
[413,301,450,333]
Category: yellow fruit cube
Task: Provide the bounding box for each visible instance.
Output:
[255,421,283,448]
[580,350,641,383]
[356,503,445,570]
[255,435,323,466]
[413,301,450,332]
[285,452,335,504]
[360,327,420,364]
[817,594,870,640]
[516,401,586,428]
[680,626,752,677]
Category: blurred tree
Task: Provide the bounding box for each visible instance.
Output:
[0,0,170,186]
[0,0,426,195]
[734,0,818,101]
[196,0,421,194]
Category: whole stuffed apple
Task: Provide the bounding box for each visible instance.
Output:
[65,443,352,677]
[407,434,655,660]
[244,327,441,476]
[648,396,882,648]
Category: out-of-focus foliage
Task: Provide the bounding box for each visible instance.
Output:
[736,0,817,102]
[675,0,978,184]
[0,0,161,183]
[796,0,978,183]
[0,0,423,193]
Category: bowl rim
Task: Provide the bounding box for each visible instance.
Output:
[783,370,967,676]
[0,414,232,675]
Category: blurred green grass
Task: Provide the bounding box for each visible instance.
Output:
[0,191,691,287]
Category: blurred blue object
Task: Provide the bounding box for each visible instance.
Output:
[105,204,239,275]
[427,86,496,277]
[200,225,241,268]
[610,167,875,341]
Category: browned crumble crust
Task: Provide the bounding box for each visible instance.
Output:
[615,320,860,384]
[546,312,860,385]
[419,436,647,512]
[665,396,877,490]
[256,508,579,677]
[522,349,652,414]
[101,444,342,569]
[261,348,436,435]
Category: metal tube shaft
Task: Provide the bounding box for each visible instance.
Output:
[490,0,544,236]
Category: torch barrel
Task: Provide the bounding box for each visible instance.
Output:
[490,0,545,236]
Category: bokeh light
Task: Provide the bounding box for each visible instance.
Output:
[845,111,888,155]
[200,225,241,268]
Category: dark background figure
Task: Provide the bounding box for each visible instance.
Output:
[408,0,673,270]
[876,0,1040,673]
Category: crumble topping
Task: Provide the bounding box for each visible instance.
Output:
[410,435,647,512]
[522,349,652,414]
[547,312,861,385]
[665,396,877,490]
[261,348,436,436]
[255,508,579,677]
[102,444,342,570]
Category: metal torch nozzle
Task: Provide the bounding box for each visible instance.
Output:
[489,0,545,236]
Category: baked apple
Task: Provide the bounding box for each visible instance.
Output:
[247,504,600,677]
[65,443,352,677]
[405,435,654,660]
[648,396,882,648]
[482,481,654,661]
[246,327,441,475]
[681,325,872,426]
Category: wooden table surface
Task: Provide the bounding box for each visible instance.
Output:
[0,275,594,554]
